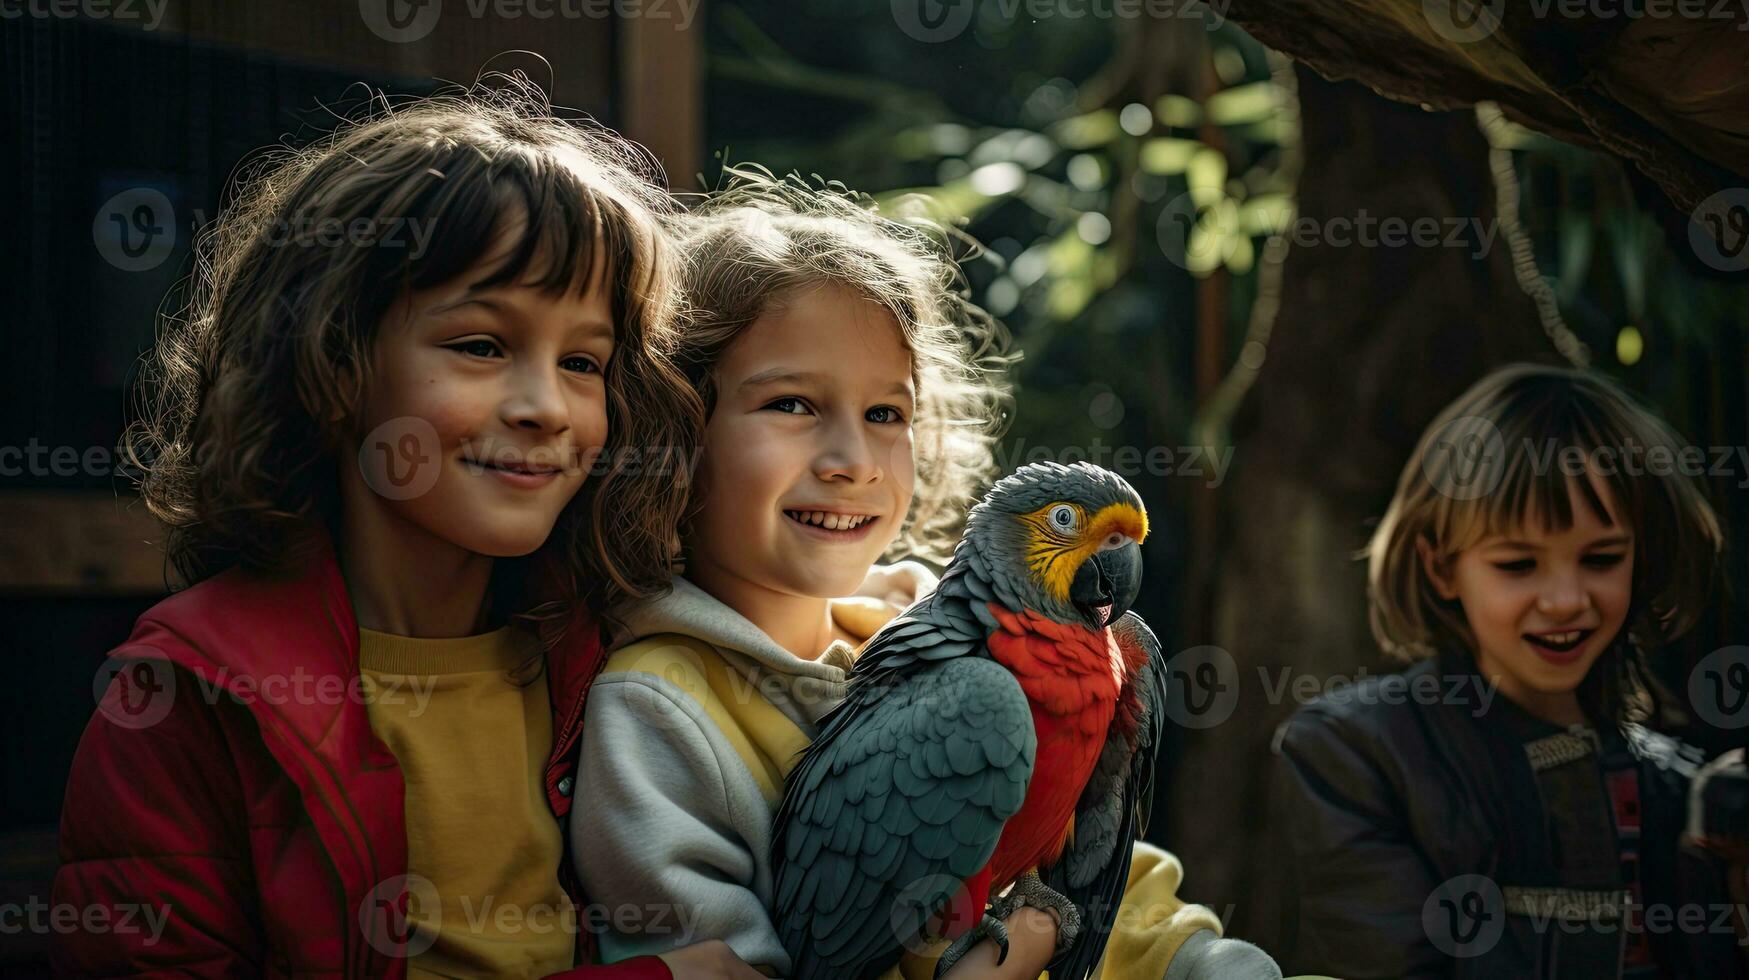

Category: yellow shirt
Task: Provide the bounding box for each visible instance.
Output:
[359,626,574,979]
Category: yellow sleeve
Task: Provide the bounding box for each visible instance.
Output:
[883,843,1224,980]
[1095,841,1226,979]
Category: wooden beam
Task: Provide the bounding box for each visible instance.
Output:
[137,0,618,115]
[0,493,170,595]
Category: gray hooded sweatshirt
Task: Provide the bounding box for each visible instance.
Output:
[569,566,1282,980]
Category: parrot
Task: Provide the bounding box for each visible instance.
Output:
[770,460,1169,980]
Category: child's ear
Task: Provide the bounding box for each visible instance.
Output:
[1416,536,1460,601]
[329,359,364,424]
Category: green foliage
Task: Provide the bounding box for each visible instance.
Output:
[701,0,1292,487]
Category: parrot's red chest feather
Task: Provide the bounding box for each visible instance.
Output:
[981,604,1125,887]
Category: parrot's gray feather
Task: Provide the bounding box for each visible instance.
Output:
[772,461,1159,980]
[830,568,992,694]
[772,656,1036,980]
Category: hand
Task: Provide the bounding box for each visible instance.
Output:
[655,939,769,980]
[937,905,1059,980]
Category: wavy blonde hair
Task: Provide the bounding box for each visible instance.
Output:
[668,168,1014,564]
[124,76,703,617]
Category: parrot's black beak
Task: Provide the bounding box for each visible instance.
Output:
[1070,541,1143,629]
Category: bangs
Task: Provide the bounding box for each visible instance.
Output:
[1438,393,1634,553]
[400,144,650,305]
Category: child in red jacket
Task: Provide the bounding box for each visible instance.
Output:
[52,77,756,980]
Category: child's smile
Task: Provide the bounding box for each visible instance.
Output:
[688,282,917,610]
[1422,471,1634,724]
[1523,626,1594,663]
[346,219,613,562]
[781,507,881,539]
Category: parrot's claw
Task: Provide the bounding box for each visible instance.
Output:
[932,913,1011,979]
[989,872,1083,957]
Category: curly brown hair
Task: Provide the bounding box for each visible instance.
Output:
[668,168,1015,565]
[123,76,703,618]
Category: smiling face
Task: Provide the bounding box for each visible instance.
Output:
[1421,474,1636,723]
[687,282,917,604]
[345,227,615,560]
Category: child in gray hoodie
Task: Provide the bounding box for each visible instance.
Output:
[573,172,1281,980]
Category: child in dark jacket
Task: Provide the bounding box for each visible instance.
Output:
[1273,363,1739,979]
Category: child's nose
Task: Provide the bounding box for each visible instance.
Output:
[814,420,882,484]
[1535,572,1591,617]
[502,365,570,433]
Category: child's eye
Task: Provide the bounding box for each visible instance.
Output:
[1584,552,1627,568]
[562,355,601,375]
[1491,559,1535,574]
[447,339,501,359]
[867,405,907,424]
[763,397,815,416]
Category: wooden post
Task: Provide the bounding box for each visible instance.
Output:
[619,11,703,190]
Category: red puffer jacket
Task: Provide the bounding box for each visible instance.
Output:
[51,537,670,979]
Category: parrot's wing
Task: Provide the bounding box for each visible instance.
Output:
[772,656,1036,980]
[840,565,994,688]
[1040,611,1168,980]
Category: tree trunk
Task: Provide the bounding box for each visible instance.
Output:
[1163,66,1559,942]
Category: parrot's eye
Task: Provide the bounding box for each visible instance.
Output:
[1048,504,1078,532]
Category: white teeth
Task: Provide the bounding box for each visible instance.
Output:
[786,510,871,530]
[1533,631,1583,645]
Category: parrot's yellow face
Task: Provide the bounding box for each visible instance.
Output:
[1018,500,1148,605]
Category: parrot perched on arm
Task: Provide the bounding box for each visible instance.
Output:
[771,461,1169,980]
